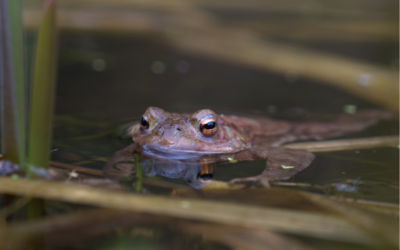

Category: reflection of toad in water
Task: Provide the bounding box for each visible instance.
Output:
[104,107,396,188]
[141,159,215,189]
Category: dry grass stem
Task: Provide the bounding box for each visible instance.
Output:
[180,223,313,250]
[2,207,312,250]
[0,176,377,244]
[342,199,400,216]
[50,161,103,177]
[300,192,399,247]
[284,135,399,152]
[0,209,146,248]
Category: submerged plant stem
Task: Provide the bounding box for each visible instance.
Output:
[133,151,143,193]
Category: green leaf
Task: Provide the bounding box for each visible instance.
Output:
[133,151,143,193]
[27,0,57,172]
[281,165,294,169]
[0,0,27,168]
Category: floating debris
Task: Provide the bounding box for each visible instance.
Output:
[227,158,238,163]
[68,171,78,178]
[335,184,357,193]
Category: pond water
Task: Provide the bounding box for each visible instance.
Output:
[1,1,398,248]
[50,33,399,203]
[0,17,390,248]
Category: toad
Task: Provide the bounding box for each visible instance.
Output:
[104,107,395,187]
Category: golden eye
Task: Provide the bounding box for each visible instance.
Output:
[140,116,149,131]
[200,117,217,137]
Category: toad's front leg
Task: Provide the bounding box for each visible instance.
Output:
[229,146,315,187]
[103,144,138,180]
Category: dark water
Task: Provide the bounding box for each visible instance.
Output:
[50,33,399,203]
[56,33,389,118]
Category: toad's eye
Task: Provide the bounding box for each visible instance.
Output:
[200,117,217,137]
[140,116,149,131]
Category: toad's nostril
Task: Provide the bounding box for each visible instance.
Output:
[177,128,182,131]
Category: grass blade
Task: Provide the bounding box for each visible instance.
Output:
[27,0,57,172]
[284,135,399,152]
[134,151,143,192]
[0,0,27,168]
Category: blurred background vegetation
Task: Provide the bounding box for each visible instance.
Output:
[23,0,399,119]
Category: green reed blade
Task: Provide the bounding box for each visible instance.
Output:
[27,0,57,172]
[0,0,27,168]
[133,151,143,193]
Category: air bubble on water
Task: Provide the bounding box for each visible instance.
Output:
[151,61,165,74]
[92,58,106,71]
[176,60,190,74]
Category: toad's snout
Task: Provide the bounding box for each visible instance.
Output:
[153,123,187,145]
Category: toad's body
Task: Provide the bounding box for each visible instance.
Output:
[104,107,394,187]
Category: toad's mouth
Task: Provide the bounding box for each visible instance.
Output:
[140,145,235,160]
